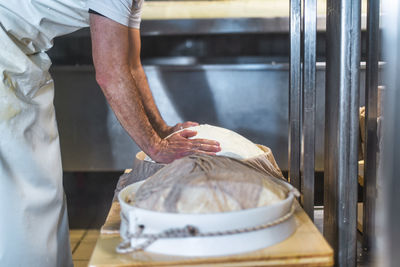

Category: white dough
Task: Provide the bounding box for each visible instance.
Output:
[145,124,264,161]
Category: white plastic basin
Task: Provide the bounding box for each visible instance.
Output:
[118,178,297,257]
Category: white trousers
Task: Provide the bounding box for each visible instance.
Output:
[0,1,88,266]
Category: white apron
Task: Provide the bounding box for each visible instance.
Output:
[0,1,88,266]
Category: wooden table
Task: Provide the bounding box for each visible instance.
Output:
[89,201,333,266]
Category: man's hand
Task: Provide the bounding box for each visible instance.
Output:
[161,121,199,138]
[90,14,218,163]
[149,130,221,164]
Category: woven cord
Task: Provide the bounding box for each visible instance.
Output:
[116,204,296,254]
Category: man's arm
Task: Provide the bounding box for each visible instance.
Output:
[126,30,182,137]
[127,30,200,137]
[89,14,220,163]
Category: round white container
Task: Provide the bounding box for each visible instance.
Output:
[118,179,297,257]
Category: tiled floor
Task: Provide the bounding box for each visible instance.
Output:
[70,229,100,267]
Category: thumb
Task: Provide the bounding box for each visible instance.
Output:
[179,129,197,139]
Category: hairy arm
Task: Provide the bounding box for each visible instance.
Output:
[127,29,171,137]
[127,30,200,137]
[90,14,220,163]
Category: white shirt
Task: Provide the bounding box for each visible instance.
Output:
[87,0,143,28]
[0,0,143,53]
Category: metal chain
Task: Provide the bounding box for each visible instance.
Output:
[116,204,296,254]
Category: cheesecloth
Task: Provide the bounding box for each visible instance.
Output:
[113,125,285,201]
[127,154,290,214]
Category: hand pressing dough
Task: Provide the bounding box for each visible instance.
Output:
[145,124,264,161]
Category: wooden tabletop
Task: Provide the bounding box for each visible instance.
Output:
[89,201,333,266]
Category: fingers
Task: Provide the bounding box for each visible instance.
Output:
[172,121,199,134]
[174,133,221,151]
[179,129,198,139]
[191,138,220,147]
[189,139,221,153]
[170,138,220,153]
[151,134,221,164]
[169,131,220,151]
[151,140,193,163]
[165,130,196,141]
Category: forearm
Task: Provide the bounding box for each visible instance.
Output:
[130,66,171,138]
[90,15,163,157]
[99,65,162,157]
[90,14,220,163]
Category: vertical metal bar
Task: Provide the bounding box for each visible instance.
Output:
[323,0,361,266]
[289,0,302,191]
[362,0,380,254]
[378,1,400,266]
[301,0,316,221]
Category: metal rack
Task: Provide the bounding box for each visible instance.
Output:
[378,1,400,266]
[289,0,316,221]
[363,0,380,256]
[289,0,381,265]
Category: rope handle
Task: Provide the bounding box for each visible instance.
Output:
[116,203,296,254]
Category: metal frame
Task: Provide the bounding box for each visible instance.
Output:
[302,0,317,221]
[363,0,380,254]
[289,0,316,221]
[290,0,362,265]
[289,0,302,193]
[379,1,400,265]
[323,0,361,266]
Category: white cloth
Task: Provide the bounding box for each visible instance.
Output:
[0,0,143,265]
[0,1,89,266]
[88,0,143,28]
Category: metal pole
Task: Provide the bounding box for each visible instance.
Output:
[289,0,302,191]
[378,1,400,266]
[301,0,317,221]
[363,0,380,254]
[323,0,361,266]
